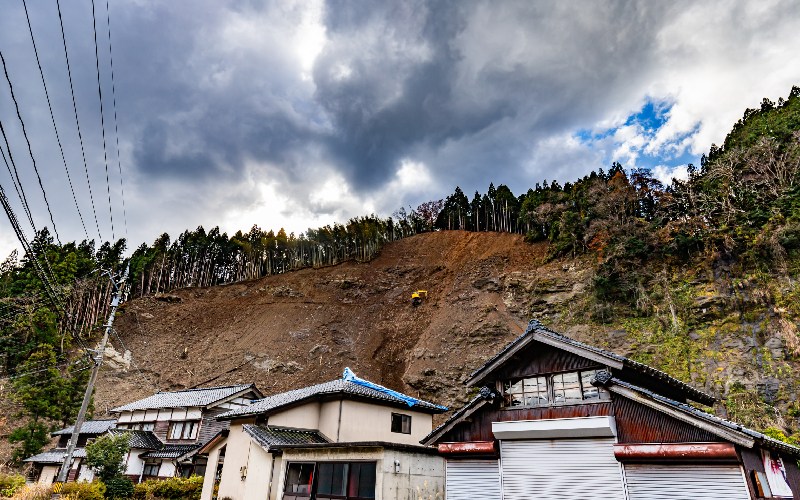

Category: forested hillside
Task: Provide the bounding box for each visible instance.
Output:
[1,86,799,466]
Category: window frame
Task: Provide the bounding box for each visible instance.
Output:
[502,368,610,409]
[142,461,161,477]
[168,420,200,440]
[390,413,412,434]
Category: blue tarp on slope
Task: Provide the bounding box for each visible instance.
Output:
[342,367,447,410]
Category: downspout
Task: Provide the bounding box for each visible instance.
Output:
[336,399,343,442]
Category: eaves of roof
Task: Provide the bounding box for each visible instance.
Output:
[420,387,498,446]
[217,379,445,421]
[465,319,715,406]
[271,441,440,455]
[596,374,800,459]
[110,384,260,412]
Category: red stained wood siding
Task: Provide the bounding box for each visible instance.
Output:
[612,397,720,444]
[438,401,612,442]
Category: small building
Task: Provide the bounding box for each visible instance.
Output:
[109,384,263,481]
[199,369,448,500]
[24,419,117,485]
[422,319,800,500]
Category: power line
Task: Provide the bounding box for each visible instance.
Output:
[104,0,127,239]
[0,50,61,244]
[55,0,102,242]
[90,0,115,242]
[0,126,37,233]
[21,0,90,242]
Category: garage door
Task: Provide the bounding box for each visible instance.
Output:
[500,438,625,499]
[445,459,501,500]
[624,464,750,500]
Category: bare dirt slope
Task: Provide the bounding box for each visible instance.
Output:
[96,231,594,416]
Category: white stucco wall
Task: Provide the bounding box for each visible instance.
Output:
[123,449,146,477]
[160,461,177,478]
[337,400,434,445]
[200,440,225,500]
[242,443,274,500]
[267,402,321,430]
[217,420,256,500]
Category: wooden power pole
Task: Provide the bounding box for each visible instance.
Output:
[56,264,129,484]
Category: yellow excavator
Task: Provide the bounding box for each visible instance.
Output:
[411,290,428,307]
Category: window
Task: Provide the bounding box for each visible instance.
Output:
[122,422,155,431]
[284,463,315,498]
[502,369,609,408]
[391,413,411,434]
[168,421,199,440]
[285,462,376,500]
[143,462,160,477]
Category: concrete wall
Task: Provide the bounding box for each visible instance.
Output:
[337,400,434,445]
[274,447,444,500]
[380,449,444,500]
[276,447,384,500]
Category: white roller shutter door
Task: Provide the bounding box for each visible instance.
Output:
[445,459,501,500]
[500,438,626,500]
[624,464,750,500]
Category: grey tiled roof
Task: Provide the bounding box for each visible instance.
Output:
[467,319,715,405]
[110,384,256,412]
[604,377,800,458]
[24,448,86,464]
[243,425,329,451]
[52,419,116,436]
[218,379,445,420]
[141,444,199,459]
[110,429,162,450]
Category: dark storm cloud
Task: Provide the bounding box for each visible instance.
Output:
[311,0,676,191]
[1,0,799,257]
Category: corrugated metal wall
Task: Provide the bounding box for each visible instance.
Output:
[624,464,750,500]
[445,459,501,500]
[500,438,626,499]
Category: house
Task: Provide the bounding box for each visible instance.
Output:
[23,419,117,485]
[198,369,448,500]
[109,384,263,481]
[422,319,800,500]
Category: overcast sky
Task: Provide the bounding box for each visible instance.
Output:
[0,0,799,257]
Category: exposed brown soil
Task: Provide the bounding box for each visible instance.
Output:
[95,231,583,418]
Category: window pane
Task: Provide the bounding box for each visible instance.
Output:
[142,422,154,431]
[169,422,183,439]
[523,376,548,406]
[317,463,333,495]
[552,372,581,403]
[391,414,411,434]
[285,463,314,495]
[358,463,376,498]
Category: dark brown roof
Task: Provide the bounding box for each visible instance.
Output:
[466,319,715,405]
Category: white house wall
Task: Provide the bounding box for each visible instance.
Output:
[217,420,256,500]
[160,461,177,478]
[337,400,433,445]
[243,443,274,500]
[123,449,146,477]
[267,402,321,430]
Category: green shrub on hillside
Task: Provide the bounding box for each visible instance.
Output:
[0,473,25,497]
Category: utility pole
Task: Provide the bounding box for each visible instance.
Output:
[56,264,129,484]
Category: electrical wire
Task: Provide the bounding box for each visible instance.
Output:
[90,0,115,242]
[55,0,102,242]
[21,0,90,242]
[0,50,61,244]
[0,123,37,234]
[104,0,127,239]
